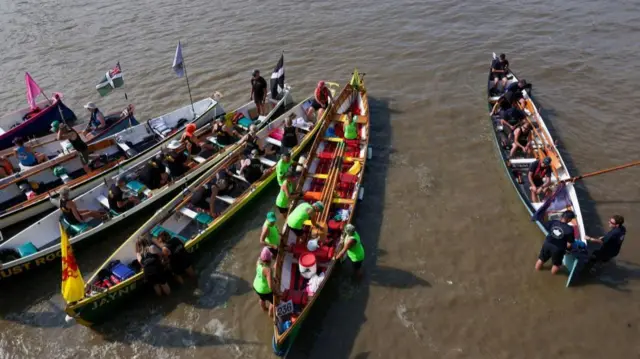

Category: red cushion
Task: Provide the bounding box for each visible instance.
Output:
[270,128,284,140]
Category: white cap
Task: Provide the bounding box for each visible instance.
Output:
[84,102,97,110]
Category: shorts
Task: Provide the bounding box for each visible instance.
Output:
[254,95,265,105]
[78,150,90,164]
[491,72,505,80]
[532,177,546,188]
[311,99,327,111]
[255,289,273,303]
[289,225,304,237]
[145,269,169,286]
[538,241,565,267]
[352,259,363,270]
[277,205,288,214]
[268,247,278,257]
[591,249,614,263]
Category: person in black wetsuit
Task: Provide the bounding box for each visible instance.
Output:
[241,124,274,156]
[504,79,529,108]
[108,175,140,213]
[52,121,92,173]
[58,186,105,227]
[508,122,532,158]
[586,215,627,263]
[156,231,195,284]
[140,154,169,190]
[281,114,300,153]
[190,177,235,217]
[490,53,510,90]
[535,210,576,274]
[136,237,170,296]
[240,149,264,184]
[212,118,239,146]
[250,69,268,116]
[165,150,190,179]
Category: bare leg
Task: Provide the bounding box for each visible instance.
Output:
[160,283,171,295]
[174,274,184,285]
[268,302,274,318]
[36,153,48,163]
[259,299,268,312]
[535,259,544,271]
[530,187,539,203]
[317,108,325,121]
[79,210,106,221]
[153,284,162,296]
[550,265,562,275]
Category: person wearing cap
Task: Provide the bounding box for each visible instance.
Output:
[275,169,297,220]
[58,186,106,226]
[12,136,47,167]
[535,210,576,274]
[286,201,324,241]
[334,224,365,279]
[52,120,91,173]
[306,81,334,122]
[240,149,264,184]
[276,151,292,186]
[528,156,553,202]
[490,53,510,90]
[260,212,281,256]
[250,69,268,116]
[586,215,627,263]
[82,102,106,134]
[108,175,140,213]
[253,247,276,317]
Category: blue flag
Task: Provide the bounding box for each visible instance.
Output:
[172,41,184,77]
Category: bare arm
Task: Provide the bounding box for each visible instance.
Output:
[151,238,171,256]
[335,238,355,260]
[528,171,536,189]
[259,225,270,246]
[96,112,106,129]
[209,186,219,217]
[68,201,85,223]
[136,252,143,264]
[264,266,276,294]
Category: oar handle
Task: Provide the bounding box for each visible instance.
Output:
[564,160,640,183]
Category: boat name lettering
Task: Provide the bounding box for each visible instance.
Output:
[0,250,62,280]
[89,282,137,310]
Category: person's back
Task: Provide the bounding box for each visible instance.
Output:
[544,220,575,249]
[140,160,165,189]
[59,198,79,225]
[600,225,626,259]
[243,158,263,183]
[166,151,189,178]
[287,202,312,230]
[282,124,298,148]
[344,116,358,140]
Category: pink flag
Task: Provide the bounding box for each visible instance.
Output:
[25,72,43,110]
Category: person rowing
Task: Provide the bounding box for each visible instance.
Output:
[240,149,264,184]
[281,114,300,153]
[82,102,106,134]
[212,118,239,146]
[490,53,510,90]
[508,121,532,158]
[13,136,47,167]
[52,120,92,173]
[58,186,106,228]
[241,124,274,156]
[108,175,141,213]
[180,123,215,159]
[189,177,235,217]
[528,157,552,202]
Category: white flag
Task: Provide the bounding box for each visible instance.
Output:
[172,41,185,78]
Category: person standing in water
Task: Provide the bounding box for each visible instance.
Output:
[586,215,627,264]
[535,210,576,275]
[334,224,365,279]
[253,247,276,317]
[259,212,281,256]
[275,151,292,186]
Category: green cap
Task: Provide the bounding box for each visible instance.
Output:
[266,211,277,223]
[50,120,61,132]
[312,201,325,211]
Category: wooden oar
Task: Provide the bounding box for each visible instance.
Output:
[564,160,640,183]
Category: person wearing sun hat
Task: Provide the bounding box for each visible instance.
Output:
[253,246,276,317]
[52,120,91,173]
[260,211,281,256]
[286,200,325,241]
[82,102,106,135]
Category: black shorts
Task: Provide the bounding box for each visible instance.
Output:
[268,247,278,257]
[289,226,304,237]
[79,150,90,164]
[254,94,265,105]
[532,177,545,188]
[491,72,505,80]
[311,99,327,110]
[538,241,565,267]
[145,269,169,286]
[592,249,615,263]
[255,289,273,303]
[352,260,363,270]
[277,205,288,214]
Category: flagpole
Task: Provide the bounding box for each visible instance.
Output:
[182,57,196,119]
[118,61,128,101]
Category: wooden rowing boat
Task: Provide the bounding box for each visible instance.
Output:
[64,87,335,326]
[0,90,293,282]
[0,105,138,186]
[487,52,587,287]
[271,71,370,356]
[0,98,224,230]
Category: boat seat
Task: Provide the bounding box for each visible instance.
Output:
[126,180,151,196]
[509,158,537,166]
[265,137,282,147]
[192,156,206,164]
[258,157,276,167]
[179,206,198,219]
[117,142,131,153]
[96,195,119,216]
[237,117,253,129]
[60,217,90,236]
[216,195,235,204]
[150,225,189,243]
[206,137,226,148]
[232,173,249,183]
[17,242,38,257]
[179,207,214,225]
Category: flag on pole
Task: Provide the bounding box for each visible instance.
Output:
[172,41,185,78]
[96,63,124,97]
[60,223,85,303]
[25,72,43,110]
[270,54,285,100]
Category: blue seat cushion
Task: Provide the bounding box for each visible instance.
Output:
[150,225,189,243]
[238,117,253,128]
[126,180,147,194]
[17,242,38,257]
[195,212,214,225]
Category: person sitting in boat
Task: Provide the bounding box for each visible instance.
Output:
[286,201,325,242]
[82,102,107,135]
[0,155,14,178]
[306,81,334,122]
[180,123,216,159]
[140,154,169,190]
[58,186,106,226]
[508,122,532,158]
[275,169,297,220]
[281,114,300,153]
[333,224,365,280]
[586,215,626,264]
[490,53,510,90]
[12,137,48,167]
[500,107,527,134]
[343,114,359,140]
[528,157,553,202]
[491,95,512,119]
[108,175,140,213]
[504,79,529,109]
[535,210,576,275]
[253,246,276,317]
[52,120,91,174]
[241,124,274,157]
[276,151,293,186]
[212,118,239,146]
[165,149,190,179]
[189,177,235,217]
[260,212,281,256]
[155,231,195,284]
[135,236,171,297]
[240,149,265,184]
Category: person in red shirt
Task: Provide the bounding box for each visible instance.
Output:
[305,81,334,122]
[528,157,552,202]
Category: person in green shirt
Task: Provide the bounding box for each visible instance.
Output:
[260,212,281,256]
[343,115,359,140]
[253,247,276,317]
[275,169,297,220]
[334,224,365,280]
[276,152,292,186]
[286,201,324,241]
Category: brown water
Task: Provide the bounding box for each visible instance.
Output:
[1,0,640,357]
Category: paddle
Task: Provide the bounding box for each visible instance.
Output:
[563,160,640,183]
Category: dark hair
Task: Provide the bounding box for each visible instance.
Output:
[135,237,152,254]
[13,137,25,146]
[499,53,506,60]
[519,79,528,86]
[612,215,624,225]
[562,210,576,221]
[156,231,171,244]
